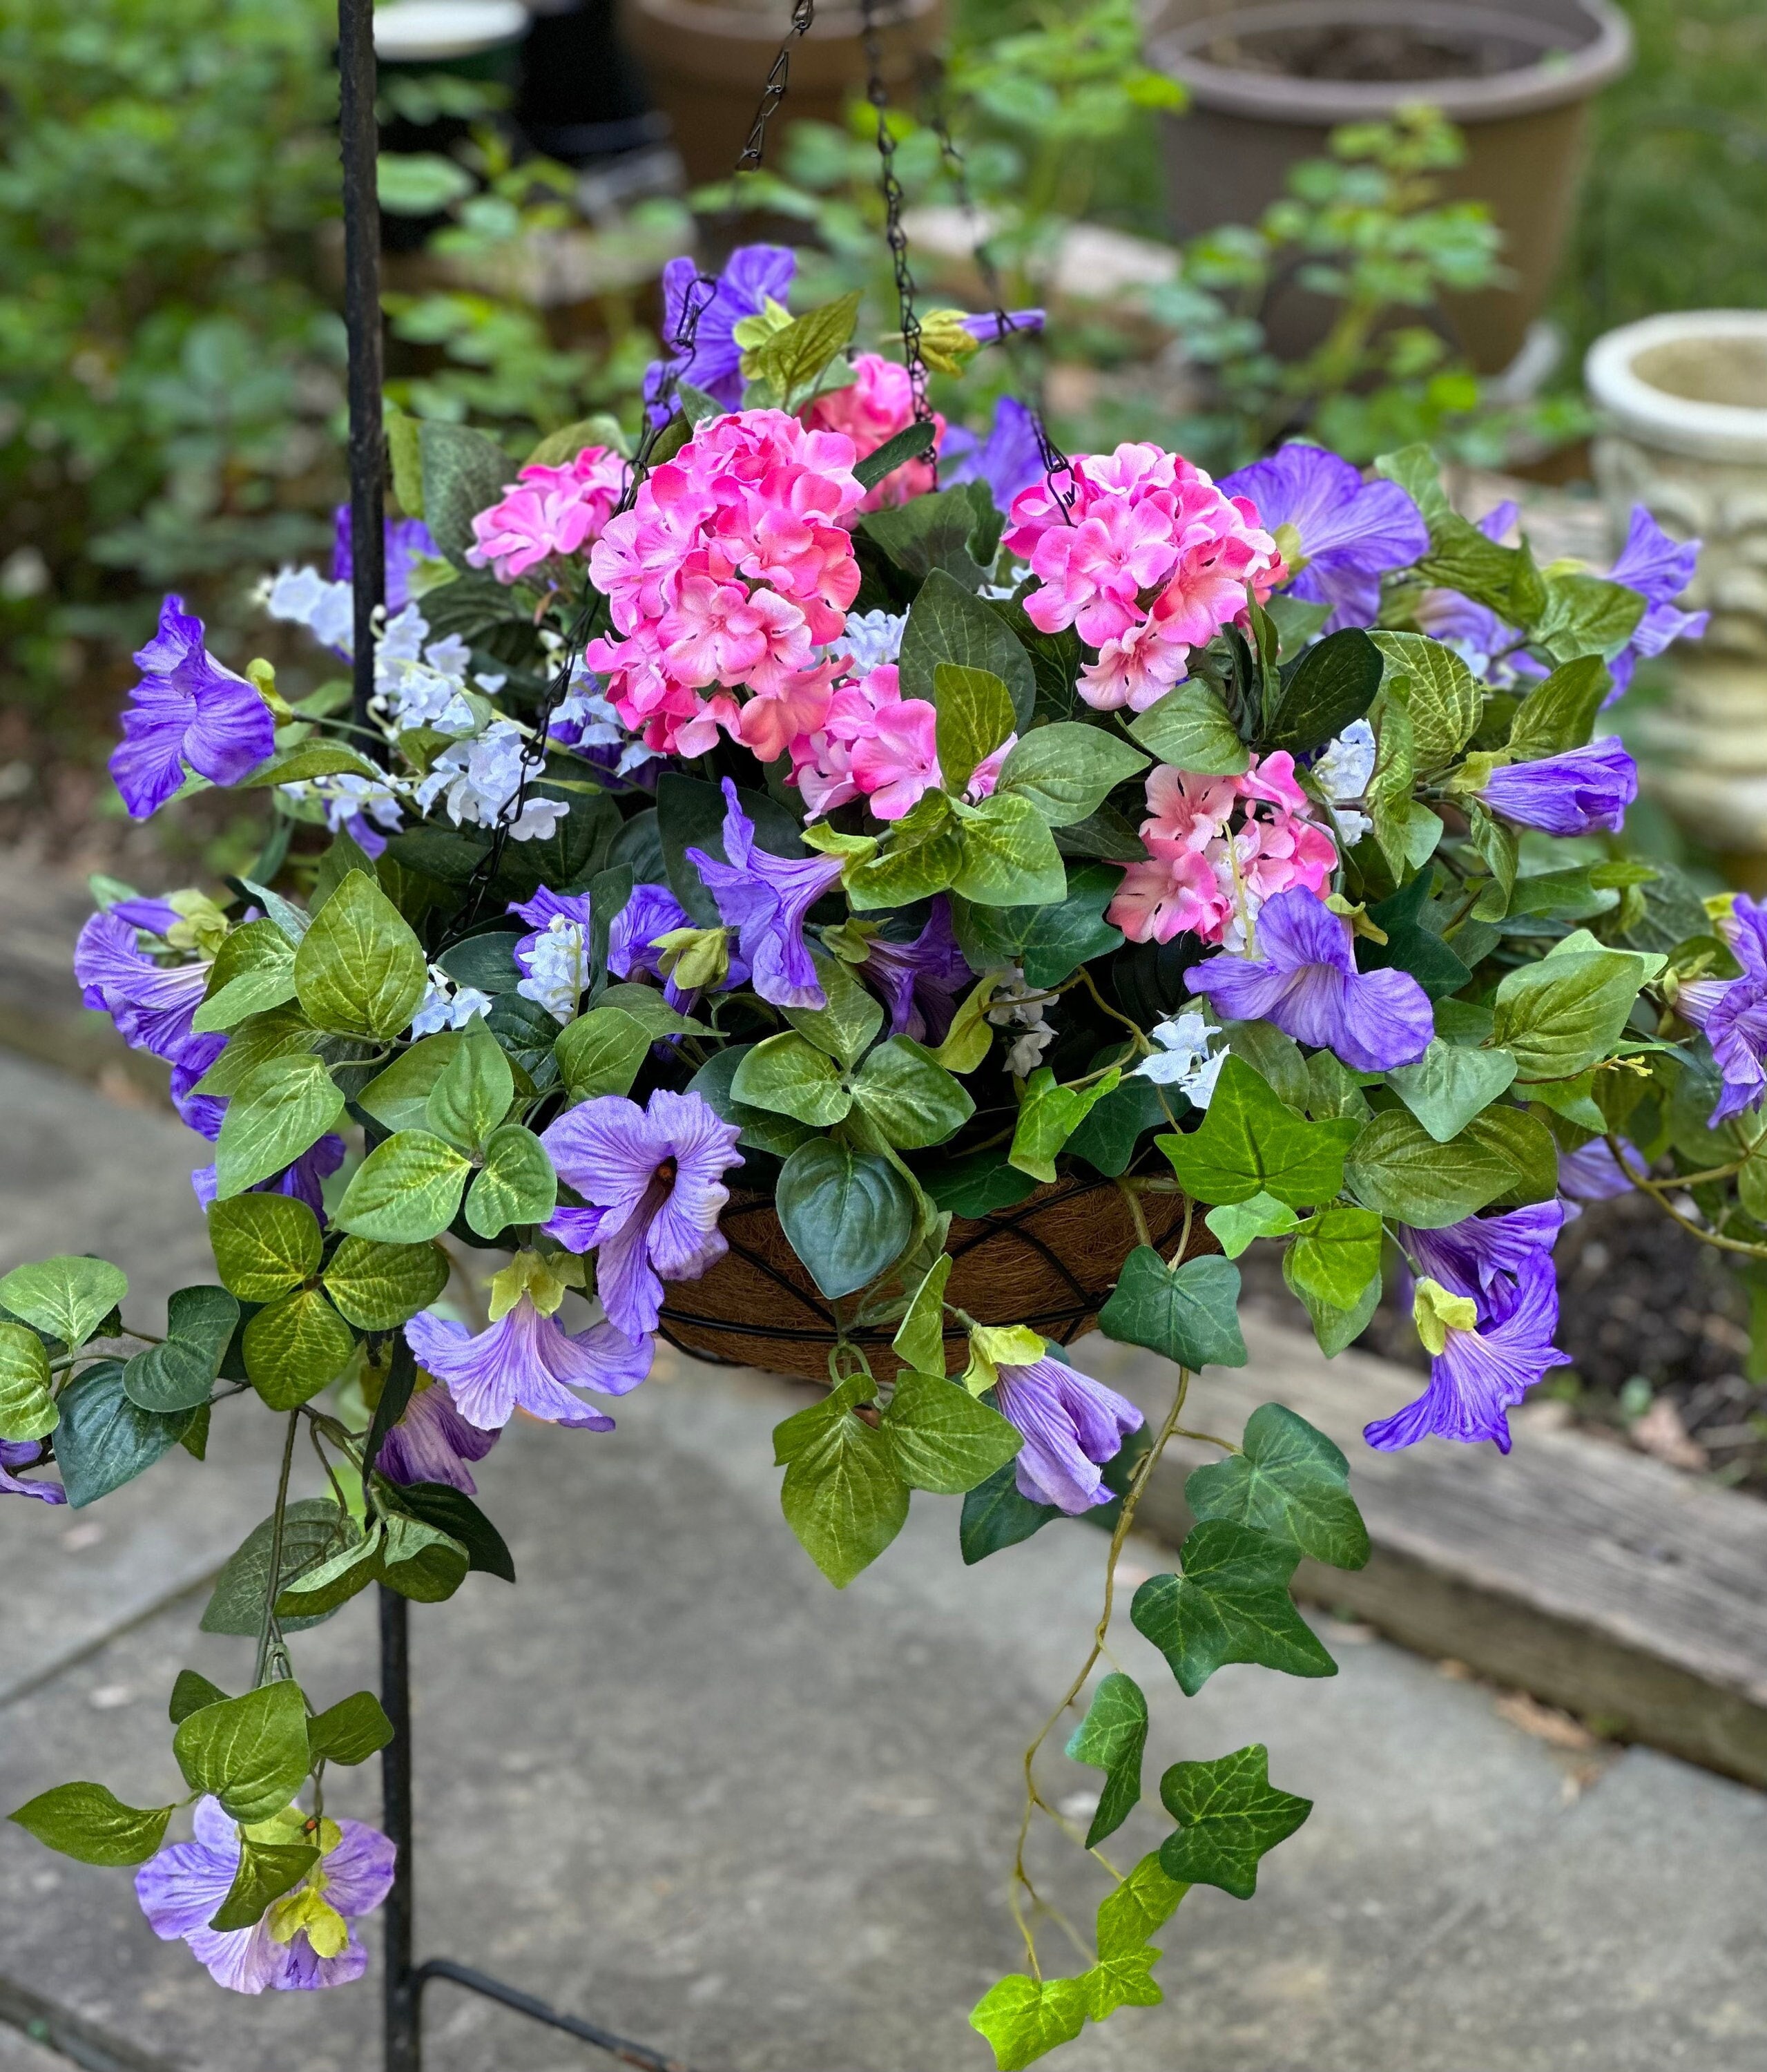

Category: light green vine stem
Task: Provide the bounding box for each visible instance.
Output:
[1609,1135,1767,1260]
[252,1412,301,1689]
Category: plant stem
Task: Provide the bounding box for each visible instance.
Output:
[253,1412,301,1689]
[1610,1138,1767,1259]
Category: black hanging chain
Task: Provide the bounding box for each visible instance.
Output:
[738,0,817,171]
[859,0,934,460]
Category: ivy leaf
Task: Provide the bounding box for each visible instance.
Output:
[1130,1522,1337,1696]
[1064,1672,1148,1846]
[207,1195,321,1302]
[1157,1057,1358,1206]
[1008,1066,1120,1183]
[335,1130,473,1243]
[123,1285,239,1414]
[950,863,1125,991]
[1157,1743,1312,1899]
[54,1360,191,1507]
[1094,1850,1188,1960]
[992,722,1147,828]
[8,1783,175,1868]
[213,1054,345,1200]
[242,1289,356,1411]
[465,1125,557,1240]
[958,1459,1060,1564]
[416,419,512,568]
[320,1238,450,1332]
[880,1370,1021,1494]
[1097,1249,1247,1370]
[208,1835,318,1932]
[1127,680,1248,776]
[0,1323,57,1443]
[1204,1191,1302,1259]
[1185,1403,1369,1569]
[293,870,428,1039]
[1284,1206,1382,1312]
[1385,1039,1518,1143]
[775,1374,910,1587]
[969,1975,1089,2071]
[173,1682,312,1825]
[0,1255,128,1350]
[306,1691,395,1767]
[1079,1945,1163,2019]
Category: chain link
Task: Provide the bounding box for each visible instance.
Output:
[738,0,818,171]
[860,0,934,460]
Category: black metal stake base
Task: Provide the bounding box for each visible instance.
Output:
[378,1589,698,2072]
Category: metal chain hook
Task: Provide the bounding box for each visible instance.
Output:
[859,0,935,461]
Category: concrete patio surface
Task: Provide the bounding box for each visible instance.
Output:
[3,1048,1766,2072]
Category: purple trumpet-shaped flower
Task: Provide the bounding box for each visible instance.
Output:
[686,779,844,1010]
[960,308,1046,346]
[1401,1200,1570,1303]
[508,885,596,1023]
[74,910,221,1075]
[1,1438,65,1504]
[405,1261,653,1434]
[1557,1136,1641,1198]
[332,506,438,615]
[1186,888,1433,1073]
[940,396,1047,515]
[1221,444,1429,633]
[992,1352,1143,1514]
[1604,506,1710,698]
[856,899,973,1042]
[109,596,274,819]
[1364,1261,1570,1455]
[644,244,798,421]
[376,1379,499,1494]
[1479,738,1638,836]
[541,1088,743,1339]
[135,1798,394,1993]
[1675,894,1767,1125]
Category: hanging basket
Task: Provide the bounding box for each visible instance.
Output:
[657,1176,1199,1383]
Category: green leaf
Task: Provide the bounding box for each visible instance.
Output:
[952,792,1068,908]
[1204,1190,1302,1259]
[1533,569,1644,665]
[898,569,1036,727]
[1262,627,1383,755]
[783,949,884,1069]
[0,1323,56,1443]
[950,863,1124,992]
[865,488,991,593]
[1285,1205,1382,1313]
[293,871,427,1039]
[1221,1019,1310,1110]
[424,1024,514,1153]
[357,1031,469,1134]
[993,722,1147,828]
[320,1238,450,1332]
[732,1031,851,1126]
[1157,1057,1358,1207]
[436,930,521,997]
[958,1459,1060,1563]
[207,1194,321,1302]
[169,1670,228,1725]
[54,1361,190,1506]
[1130,1522,1337,1696]
[272,1529,383,1621]
[933,662,1017,795]
[1157,1743,1311,1899]
[1491,950,1643,1082]
[851,1038,974,1149]
[775,1140,915,1299]
[969,1975,1088,2071]
[201,1499,357,1635]
[554,1006,649,1102]
[1287,1247,1382,1356]
[1079,1946,1163,2020]
[881,1370,1021,1493]
[1385,1039,1518,1143]
[0,1255,127,1350]
[687,1044,817,1158]
[213,1054,346,1200]
[173,1682,311,1824]
[1066,1074,1168,1177]
[419,419,514,568]
[307,1691,394,1767]
[1505,654,1607,758]
[1186,1403,1369,1568]
[1360,872,1473,1000]
[853,420,938,492]
[892,1256,952,1375]
[191,920,298,1033]
[336,1130,473,1243]
[1008,1065,1120,1183]
[1097,1249,1247,1370]
[743,289,861,409]
[1369,632,1480,766]
[242,1288,357,1411]
[1464,1102,1558,1208]
[776,1375,910,1586]
[1064,1671,1148,1846]
[465,1124,557,1239]
[8,1783,174,1868]
[1345,1107,1523,1227]
[844,792,966,911]
[380,1477,515,1582]
[1127,680,1249,775]
[208,1835,318,1932]
[1095,1851,1188,1961]
[379,1512,471,1602]
[123,1285,239,1413]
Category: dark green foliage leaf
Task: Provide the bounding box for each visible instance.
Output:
[209,1836,318,1932]
[1130,1522,1337,1695]
[173,1681,311,1823]
[122,1285,238,1413]
[202,1499,357,1635]
[1157,1743,1311,1899]
[775,1374,910,1586]
[8,1783,173,1868]
[493,787,619,903]
[420,419,514,567]
[1065,1672,1148,1846]
[1128,680,1248,774]
[169,1669,228,1725]
[920,1151,1038,1220]
[952,864,1124,992]
[862,489,992,593]
[486,990,564,1088]
[854,419,938,490]
[881,1370,1021,1493]
[378,1513,471,1602]
[657,770,804,926]
[1052,803,1147,861]
[959,1459,1060,1562]
[1186,1403,1369,1568]
[1098,1249,1247,1370]
[1158,1057,1358,1207]
[380,1478,515,1582]
[436,930,522,996]
[0,1256,128,1350]
[306,1691,395,1767]
[1065,1075,1169,1178]
[775,1140,915,1298]
[1262,628,1382,754]
[1360,872,1474,999]
[898,569,1036,726]
[55,1360,190,1506]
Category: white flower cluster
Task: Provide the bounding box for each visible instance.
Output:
[985,967,1057,1078]
[515,917,590,1024]
[1311,718,1376,848]
[414,719,568,842]
[1134,1010,1225,1109]
[838,608,907,673]
[410,963,495,1037]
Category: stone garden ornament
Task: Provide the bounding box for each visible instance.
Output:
[0,6,1742,2069]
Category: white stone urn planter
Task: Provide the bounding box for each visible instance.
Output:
[1586,310,1767,857]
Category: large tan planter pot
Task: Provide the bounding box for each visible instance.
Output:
[1141,0,1632,375]
[619,0,945,190]
[1587,311,1767,864]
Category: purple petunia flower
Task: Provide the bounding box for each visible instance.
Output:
[644,244,797,422]
[1676,895,1767,1126]
[375,1381,499,1494]
[960,308,1046,346]
[1364,1260,1570,1455]
[1186,888,1433,1074]
[940,395,1047,515]
[1603,506,1709,699]
[74,910,220,1075]
[331,508,439,615]
[992,1352,1143,1513]
[541,1088,743,1340]
[1557,1136,1640,1198]
[1401,1200,1570,1303]
[1479,738,1638,836]
[135,1798,394,1994]
[686,779,844,1010]
[109,597,275,819]
[1,1438,65,1504]
[856,899,974,1042]
[1220,445,1428,634]
[405,1292,652,1434]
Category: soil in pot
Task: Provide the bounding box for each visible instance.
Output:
[1202,21,1536,84]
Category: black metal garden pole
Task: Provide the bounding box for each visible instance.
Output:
[338,0,385,742]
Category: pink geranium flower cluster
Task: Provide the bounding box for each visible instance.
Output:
[1004,443,1284,713]
[1108,752,1335,950]
[802,354,945,512]
[586,411,865,758]
[786,664,1014,821]
[469,445,628,584]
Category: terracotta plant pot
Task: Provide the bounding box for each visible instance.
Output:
[1586,311,1767,867]
[1141,0,1632,374]
[657,1176,1199,1384]
[618,0,945,191]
